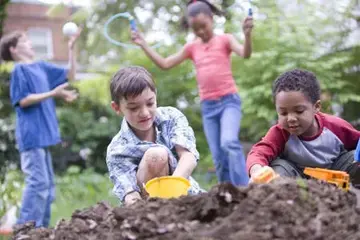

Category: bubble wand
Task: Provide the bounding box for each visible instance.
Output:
[103,12,161,49]
[248,0,253,16]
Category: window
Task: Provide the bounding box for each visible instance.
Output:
[27,28,53,59]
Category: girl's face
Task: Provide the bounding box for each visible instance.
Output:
[188,13,214,43]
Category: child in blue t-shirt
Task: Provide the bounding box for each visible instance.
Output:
[0,29,81,228]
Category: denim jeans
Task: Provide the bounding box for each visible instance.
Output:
[17,148,55,227]
[271,150,360,186]
[200,93,249,186]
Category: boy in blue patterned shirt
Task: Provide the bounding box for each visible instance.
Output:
[107,66,203,205]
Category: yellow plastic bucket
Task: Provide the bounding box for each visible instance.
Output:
[145,176,190,199]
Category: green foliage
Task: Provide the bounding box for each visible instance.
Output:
[0,0,11,38]
[56,94,120,173]
[0,169,22,218]
[0,63,18,181]
[70,0,360,167]
[46,3,67,18]
[0,167,117,227]
[0,63,13,117]
[231,0,360,140]
[51,166,118,226]
[0,0,359,206]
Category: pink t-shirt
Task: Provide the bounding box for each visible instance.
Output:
[184,34,238,100]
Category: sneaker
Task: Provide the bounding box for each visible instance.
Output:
[0,227,13,236]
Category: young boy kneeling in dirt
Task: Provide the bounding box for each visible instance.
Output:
[106,66,203,205]
[247,69,360,186]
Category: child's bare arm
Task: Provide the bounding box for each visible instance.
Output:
[229,16,253,58]
[172,145,197,179]
[66,28,82,81]
[132,31,188,70]
[19,91,56,108]
[247,125,288,176]
[228,34,252,58]
[19,82,77,107]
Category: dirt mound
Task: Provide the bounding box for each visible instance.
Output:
[13,178,360,240]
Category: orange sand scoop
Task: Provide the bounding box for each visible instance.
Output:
[252,166,280,184]
[304,167,350,192]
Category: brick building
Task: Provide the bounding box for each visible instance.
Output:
[3,0,76,66]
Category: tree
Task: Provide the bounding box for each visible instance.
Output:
[3,0,357,174]
[0,0,10,38]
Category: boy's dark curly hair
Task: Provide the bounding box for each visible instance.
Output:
[272,69,321,104]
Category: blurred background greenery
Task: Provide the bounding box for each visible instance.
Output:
[0,0,359,229]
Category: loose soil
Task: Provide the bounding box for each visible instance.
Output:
[13,178,360,240]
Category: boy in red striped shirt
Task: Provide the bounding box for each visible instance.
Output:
[247,69,360,186]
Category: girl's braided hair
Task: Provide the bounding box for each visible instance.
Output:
[181,0,224,30]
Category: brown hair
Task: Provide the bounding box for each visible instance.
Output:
[181,0,224,30]
[110,66,156,104]
[0,31,24,62]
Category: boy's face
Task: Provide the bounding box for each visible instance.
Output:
[11,34,35,60]
[112,87,157,133]
[275,91,321,137]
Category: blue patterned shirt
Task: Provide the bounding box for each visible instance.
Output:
[106,106,204,202]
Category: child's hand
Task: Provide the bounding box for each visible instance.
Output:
[131,31,146,47]
[52,82,69,97]
[242,16,254,36]
[249,164,265,182]
[68,27,83,50]
[124,191,142,206]
[52,83,78,102]
[59,89,78,103]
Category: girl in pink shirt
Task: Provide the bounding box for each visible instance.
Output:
[132,0,253,186]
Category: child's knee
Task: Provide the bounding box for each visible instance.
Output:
[142,147,169,169]
[270,158,303,178]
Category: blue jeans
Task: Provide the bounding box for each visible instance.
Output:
[17,148,55,227]
[201,93,249,186]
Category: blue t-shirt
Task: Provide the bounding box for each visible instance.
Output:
[10,61,68,152]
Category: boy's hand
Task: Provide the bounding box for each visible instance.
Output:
[52,83,78,102]
[52,82,69,97]
[242,16,254,36]
[124,191,142,206]
[131,31,146,47]
[59,89,78,103]
[249,164,265,183]
[68,27,83,50]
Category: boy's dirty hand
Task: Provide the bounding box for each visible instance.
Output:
[242,16,253,36]
[131,31,145,47]
[250,165,279,184]
[249,164,265,183]
[124,191,142,206]
[68,27,83,50]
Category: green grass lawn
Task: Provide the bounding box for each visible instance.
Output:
[50,167,119,226]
